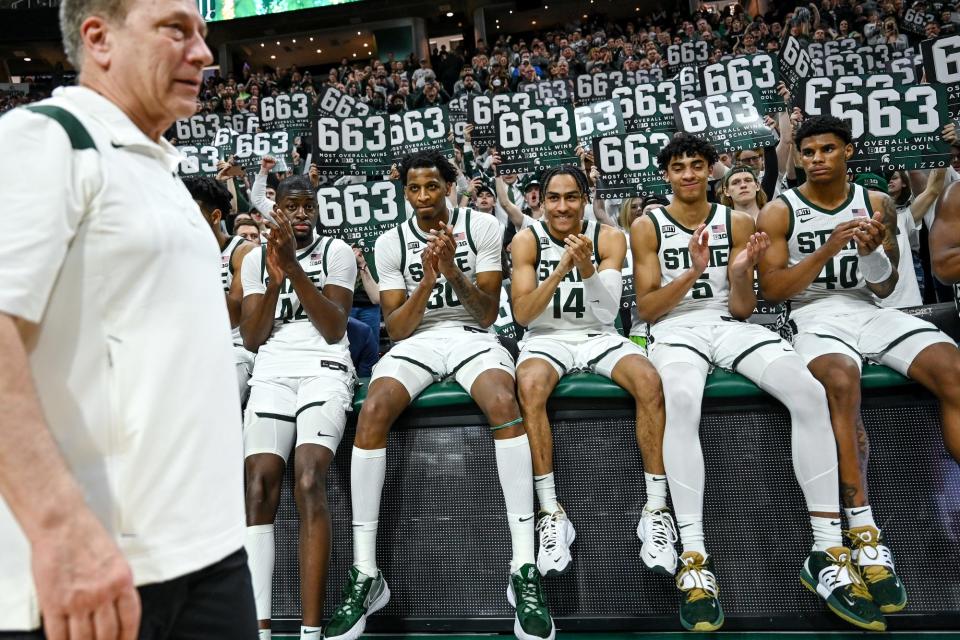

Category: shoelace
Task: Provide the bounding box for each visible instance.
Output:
[846,530,896,585]
[822,554,873,601]
[676,558,718,603]
[645,510,678,552]
[515,574,546,615]
[334,573,371,618]
[537,512,562,554]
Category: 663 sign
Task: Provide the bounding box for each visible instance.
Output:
[468,92,532,148]
[259,92,313,136]
[314,114,391,176]
[592,131,671,200]
[673,90,775,152]
[218,129,292,170]
[495,104,579,175]
[389,105,452,157]
[177,144,221,177]
[778,36,812,100]
[611,81,678,133]
[172,113,222,145]
[317,85,371,117]
[820,84,950,172]
[573,99,626,145]
[317,180,405,279]
[699,53,785,113]
[922,34,960,119]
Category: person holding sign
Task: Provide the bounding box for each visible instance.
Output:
[239,175,358,640]
[757,115,960,626]
[325,150,554,640]
[509,166,674,579]
[633,133,846,632]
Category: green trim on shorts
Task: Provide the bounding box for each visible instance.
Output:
[659,342,711,364]
[586,343,626,367]
[450,348,492,377]
[255,411,296,423]
[387,354,440,378]
[527,349,568,374]
[880,326,941,355]
[730,339,783,372]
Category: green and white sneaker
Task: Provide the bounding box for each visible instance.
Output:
[848,526,908,613]
[801,546,886,631]
[676,551,724,631]
[324,566,390,640]
[506,564,556,640]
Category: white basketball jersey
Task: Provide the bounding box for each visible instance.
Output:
[241,234,354,378]
[220,235,245,344]
[647,204,733,324]
[525,219,614,337]
[780,184,877,312]
[375,207,502,335]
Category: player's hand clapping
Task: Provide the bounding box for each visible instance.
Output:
[266,208,299,275]
[730,232,771,276]
[428,223,458,278]
[823,220,861,256]
[855,212,887,255]
[688,224,711,274]
[563,234,595,279]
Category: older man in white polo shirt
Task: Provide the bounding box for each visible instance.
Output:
[0,1,253,639]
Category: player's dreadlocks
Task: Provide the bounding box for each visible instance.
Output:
[656,133,719,171]
[398,149,458,185]
[275,174,316,203]
[539,165,590,198]
[182,176,233,216]
[795,114,853,147]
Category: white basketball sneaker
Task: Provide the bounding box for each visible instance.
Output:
[637,507,679,576]
[535,506,576,577]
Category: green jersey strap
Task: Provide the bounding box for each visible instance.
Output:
[25,105,97,151]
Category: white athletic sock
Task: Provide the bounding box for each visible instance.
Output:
[534,472,559,513]
[676,516,707,556]
[495,434,536,573]
[810,516,843,551]
[245,524,275,622]
[351,446,387,578]
[300,625,322,640]
[644,472,668,511]
[257,630,272,640]
[845,505,878,530]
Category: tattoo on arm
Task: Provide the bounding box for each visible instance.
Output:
[447,269,495,325]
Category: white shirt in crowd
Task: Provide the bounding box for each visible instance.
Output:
[0,86,246,630]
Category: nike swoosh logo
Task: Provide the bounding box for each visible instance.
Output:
[651,477,667,482]
[316,432,336,437]
[850,508,870,516]
[590,299,600,304]
[302,628,322,633]
[520,515,534,522]
[678,523,694,529]
[831,520,841,526]
[534,477,550,483]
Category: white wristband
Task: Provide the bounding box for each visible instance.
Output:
[859,247,893,284]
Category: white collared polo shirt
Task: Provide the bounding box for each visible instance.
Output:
[0,86,246,630]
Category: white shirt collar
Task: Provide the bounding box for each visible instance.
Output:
[54,86,182,172]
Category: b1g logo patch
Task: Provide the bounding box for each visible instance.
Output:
[796,207,813,222]
[711,223,727,240]
[540,235,550,247]
[407,241,421,251]
[310,251,323,266]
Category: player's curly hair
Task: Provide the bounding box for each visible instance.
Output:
[182,176,233,216]
[275,175,316,203]
[656,133,719,171]
[795,115,853,147]
[398,150,458,185]
[539,165,590,197]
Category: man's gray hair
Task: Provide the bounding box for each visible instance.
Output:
[59,0,129,68]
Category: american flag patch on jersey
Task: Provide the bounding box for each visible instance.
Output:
[711,223,727,235]
[454,231,466,242]
[852,208,869,218]
[310,251,323,265]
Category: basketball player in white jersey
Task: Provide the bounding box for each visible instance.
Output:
[758,115,960,622]
[509,166,676,581]
[325,150,553,640]
[633,133,863,631]
[183,176,256,403]
[239,175,358,640]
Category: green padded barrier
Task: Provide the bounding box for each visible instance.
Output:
[352,364,917,413]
